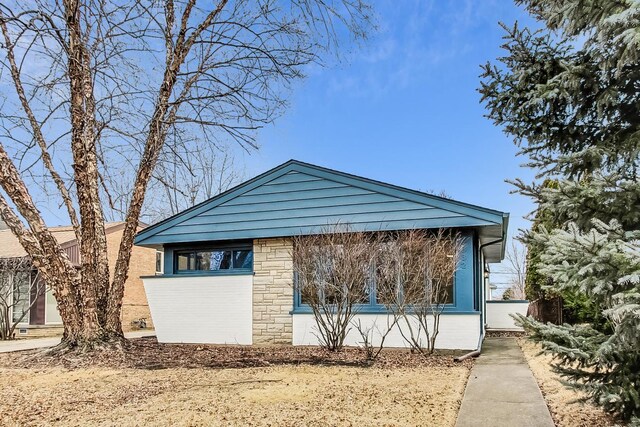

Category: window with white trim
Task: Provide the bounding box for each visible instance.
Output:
[155,251,164,274]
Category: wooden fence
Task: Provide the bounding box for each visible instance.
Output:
[527,297,563,324]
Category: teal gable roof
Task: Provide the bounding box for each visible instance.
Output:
[135,160,509,261]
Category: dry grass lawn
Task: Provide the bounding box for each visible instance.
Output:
[518,338,616,427]
[0,362,470,426]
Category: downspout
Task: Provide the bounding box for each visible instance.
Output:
[454,237,504,362]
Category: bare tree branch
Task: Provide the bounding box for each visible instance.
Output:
[293,225,373,351]
[0,14,80,242]
[502,240,527,300]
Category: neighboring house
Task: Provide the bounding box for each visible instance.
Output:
[0,221,157,336]
[135,160,510,350]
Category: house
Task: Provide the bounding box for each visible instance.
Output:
[134,160,509,350]
[0,221,158,337]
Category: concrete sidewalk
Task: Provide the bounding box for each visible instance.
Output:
[0,330,155,353]
[456,337,554,427]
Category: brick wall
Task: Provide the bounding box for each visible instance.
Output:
[106,227,156,331]
[13,325,64,339]
[252,238,294,344]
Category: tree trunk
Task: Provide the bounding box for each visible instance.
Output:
[61,0,115,346]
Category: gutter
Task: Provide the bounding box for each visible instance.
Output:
[454,329,484,362]
[454,236,504,362]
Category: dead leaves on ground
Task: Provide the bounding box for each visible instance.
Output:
[0,337,473,371]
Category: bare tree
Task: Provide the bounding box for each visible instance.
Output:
[292,226,374,351]
[0,257,44,340]
[144,145,243,222]
[423,189,452,199]
[0,0,372,350]
[503,240,526,300]
[376,229,462,355]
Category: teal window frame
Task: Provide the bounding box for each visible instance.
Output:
[292,266,457,313]
[292,232,476,314]
[170,241,253,275]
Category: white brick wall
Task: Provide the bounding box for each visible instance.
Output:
[292,313,481,350]
[143,274,253,344]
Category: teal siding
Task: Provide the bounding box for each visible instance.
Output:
[455,233,476,311]
[135,160,507,247]
[134,160,509,316]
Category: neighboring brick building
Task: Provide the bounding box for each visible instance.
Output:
[0,221,157,336]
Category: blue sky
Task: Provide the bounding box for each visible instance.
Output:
[239,1,539,279]
[30,1,536,288]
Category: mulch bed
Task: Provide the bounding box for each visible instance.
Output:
[0,337,473,370]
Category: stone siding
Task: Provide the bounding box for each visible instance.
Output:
[252,238,294,344]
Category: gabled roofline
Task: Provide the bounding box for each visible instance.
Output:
[291,159,506,217]
[135,161,296,244]
[135,159,509,246]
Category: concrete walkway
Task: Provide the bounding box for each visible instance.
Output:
[0,330,155,353]
[456,337,555,427]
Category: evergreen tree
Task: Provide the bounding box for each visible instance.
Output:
[526,179,607,328]
[480,1,640,422]
[524,180,557,301]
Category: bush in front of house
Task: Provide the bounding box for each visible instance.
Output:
[293,226,462,357]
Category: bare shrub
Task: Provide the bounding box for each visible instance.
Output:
[376,229,463,355]
[0,257,44,340]
[293,227,463,355]
[292,226,375,351]
[352,315,398,361]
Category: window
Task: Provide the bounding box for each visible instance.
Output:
[296,259,455,309]
[292,232,461,311]
[175,247,253,272]
[155,251,163,274]
[297,244,372,306]
[378,276,454,305]
[12,272,30,323]
[0,270,32,324]
[435,279,454,304]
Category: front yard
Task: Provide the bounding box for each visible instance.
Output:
[0,339,472,426]
[518,338,615,427]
